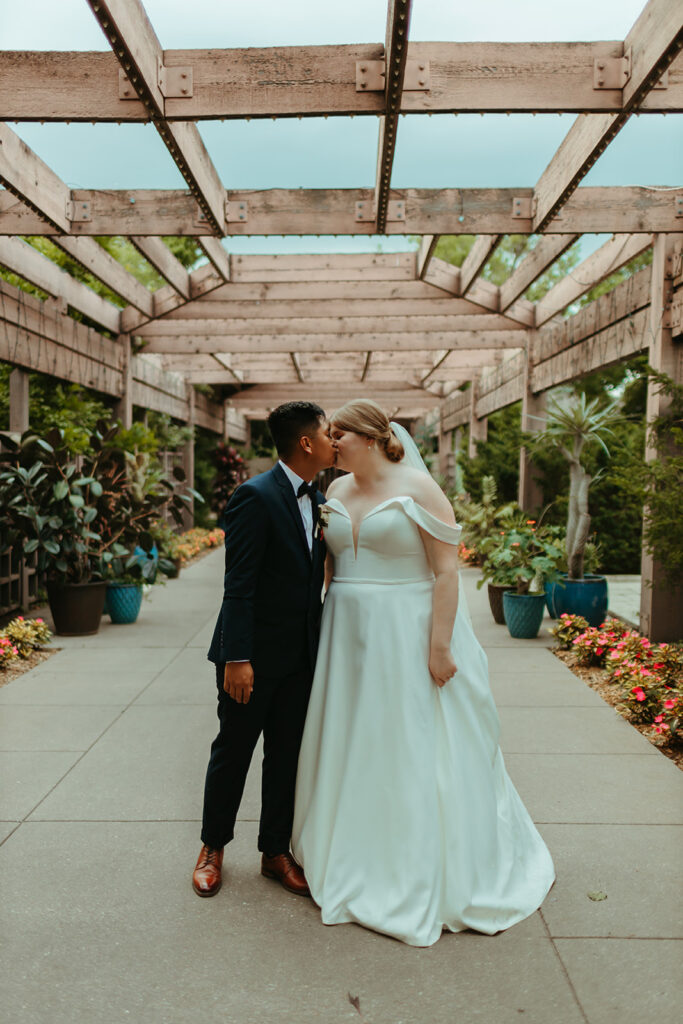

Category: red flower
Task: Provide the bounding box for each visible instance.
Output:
[664,699,676,709]
[631,687,646,702]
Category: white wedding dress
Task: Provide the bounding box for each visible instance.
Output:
[292,494,555,947]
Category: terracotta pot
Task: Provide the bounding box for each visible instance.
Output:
[47,580,108,636]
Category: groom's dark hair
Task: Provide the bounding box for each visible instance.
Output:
[267,401,326,458]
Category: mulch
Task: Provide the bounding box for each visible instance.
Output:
[553,648,683,771]
[0,647,58,688]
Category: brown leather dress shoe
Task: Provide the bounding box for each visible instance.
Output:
[261,852,311,897]
[192,845,224,897]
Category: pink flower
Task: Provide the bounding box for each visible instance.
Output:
[17,616,24,621]
[596,648,604,656]
[35,618,44,624]
[664,699,676,710]
[613,669,622,677]
[631,687,646,702]
[654,715,664,723]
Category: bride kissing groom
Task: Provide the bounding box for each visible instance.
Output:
[193,398,554,947]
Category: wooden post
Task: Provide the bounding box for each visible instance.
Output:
[9,368,29,434]
[518,333,546,513]
[438,418,455,487]
[639,233,683,641]
[113,335,133,429]
[468,378,487,459]
[223,400,230,442]
[182,387,196,530]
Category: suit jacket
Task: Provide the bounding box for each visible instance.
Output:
[208,463,326,676]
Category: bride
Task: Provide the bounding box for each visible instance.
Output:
[291,399,554,947]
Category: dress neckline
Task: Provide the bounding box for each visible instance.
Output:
[324,495,413,559]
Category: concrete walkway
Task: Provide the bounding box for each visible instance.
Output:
[1,556,681,1024]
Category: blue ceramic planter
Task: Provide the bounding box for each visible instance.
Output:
[503,591,546,639]
[545,574,608,627]
[106,583,143,624]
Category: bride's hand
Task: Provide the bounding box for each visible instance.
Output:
[429,646,457,688]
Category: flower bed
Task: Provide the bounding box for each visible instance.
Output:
[175,527,224,566]
[0,616,54,688]
[550,613,682,768]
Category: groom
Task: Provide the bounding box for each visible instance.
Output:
[192,401,336,898]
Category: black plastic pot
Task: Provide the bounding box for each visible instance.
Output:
[487,583,515,624]
[47,580,108,636]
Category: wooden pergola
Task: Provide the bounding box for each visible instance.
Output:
[1,0,682,638]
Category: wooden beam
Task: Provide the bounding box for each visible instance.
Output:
[533,0,683,230]
[0,280,123,393]
[120,264,258,333]
[50,235,154,315]
[138,312,523,338]
[290,352,305,383]
[213,353,244,384]
[0,123,71,233]
[417,235,438,278]
[4,46,682,121]
[129,237,191,299]
[531,304,650,392]
[534,233,652,325]
[228,384,441,408]
[499,235,579,311]
[198,238,231,281]
[459,236,502,296]
[140,330,527,355]
[86,0,226,234]
[3,187,681,237]
[163,294,508,320]
[535,265,651,363]
[421,349,451,384]
[0,236,121,332]
[375,0,414,233]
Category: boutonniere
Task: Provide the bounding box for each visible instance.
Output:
[315,506,330,541]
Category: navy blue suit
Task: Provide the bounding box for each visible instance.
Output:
[202,464,326,853]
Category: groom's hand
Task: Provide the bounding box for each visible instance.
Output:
[224,661,254,704]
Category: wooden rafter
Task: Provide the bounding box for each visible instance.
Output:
[129,237,190,299]
[534,233,652,325]
[375,0,413,233]
[3,46,682,121]
[198,238,231,281]
[290,352,305,383]
[498,235,579,312]
[417,235,438,279]
[0,236,121,332]
[3,186,680,237]
[49,235,154,316]
[0,123,71,233]
[459,236,502,297]
[85,0,226,235]
[120,263,227,332]
[533,0,683,230]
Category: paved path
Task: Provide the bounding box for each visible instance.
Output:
[1,555,681,1024]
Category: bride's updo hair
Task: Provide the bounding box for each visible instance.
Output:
[330,399,405,463]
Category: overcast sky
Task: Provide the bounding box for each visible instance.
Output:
[3,1,681,257]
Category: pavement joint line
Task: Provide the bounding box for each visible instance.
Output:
[545,936,683,941]
[539,907,590,1024]
[16,641,194,826]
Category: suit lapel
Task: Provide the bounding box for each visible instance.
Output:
[272,464,311,559]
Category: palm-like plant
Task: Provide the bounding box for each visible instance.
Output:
[532,393,622,580]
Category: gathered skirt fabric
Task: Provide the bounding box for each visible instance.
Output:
[292,574,555,947]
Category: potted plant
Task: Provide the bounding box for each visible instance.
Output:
[0,429,109,635]
[150,520,183,578]
[453,475,518,568]
[530,393,621,627]
[0,423,199,634]
[489,524,564,639]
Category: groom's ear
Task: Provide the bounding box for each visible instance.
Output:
[299,434,314,455]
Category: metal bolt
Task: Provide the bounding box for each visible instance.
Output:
[418,79,425,86]
[597,62,605,70]
[360,64,366,72]
[360,81,366,89]
[597,78,604,86]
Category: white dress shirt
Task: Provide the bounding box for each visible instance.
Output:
[278,460,314,552]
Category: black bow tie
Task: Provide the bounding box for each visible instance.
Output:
[297,480,317,499]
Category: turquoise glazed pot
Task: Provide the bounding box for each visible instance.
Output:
[106,583,143,624]
[545,574,608,627]
[503,591,547,639]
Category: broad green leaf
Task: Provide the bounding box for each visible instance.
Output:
[53,480,69,500]
[69,493,85,508]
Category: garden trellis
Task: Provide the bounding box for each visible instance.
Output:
[0,0,681,638]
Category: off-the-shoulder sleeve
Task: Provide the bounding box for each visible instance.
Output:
[389,496,462,545]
